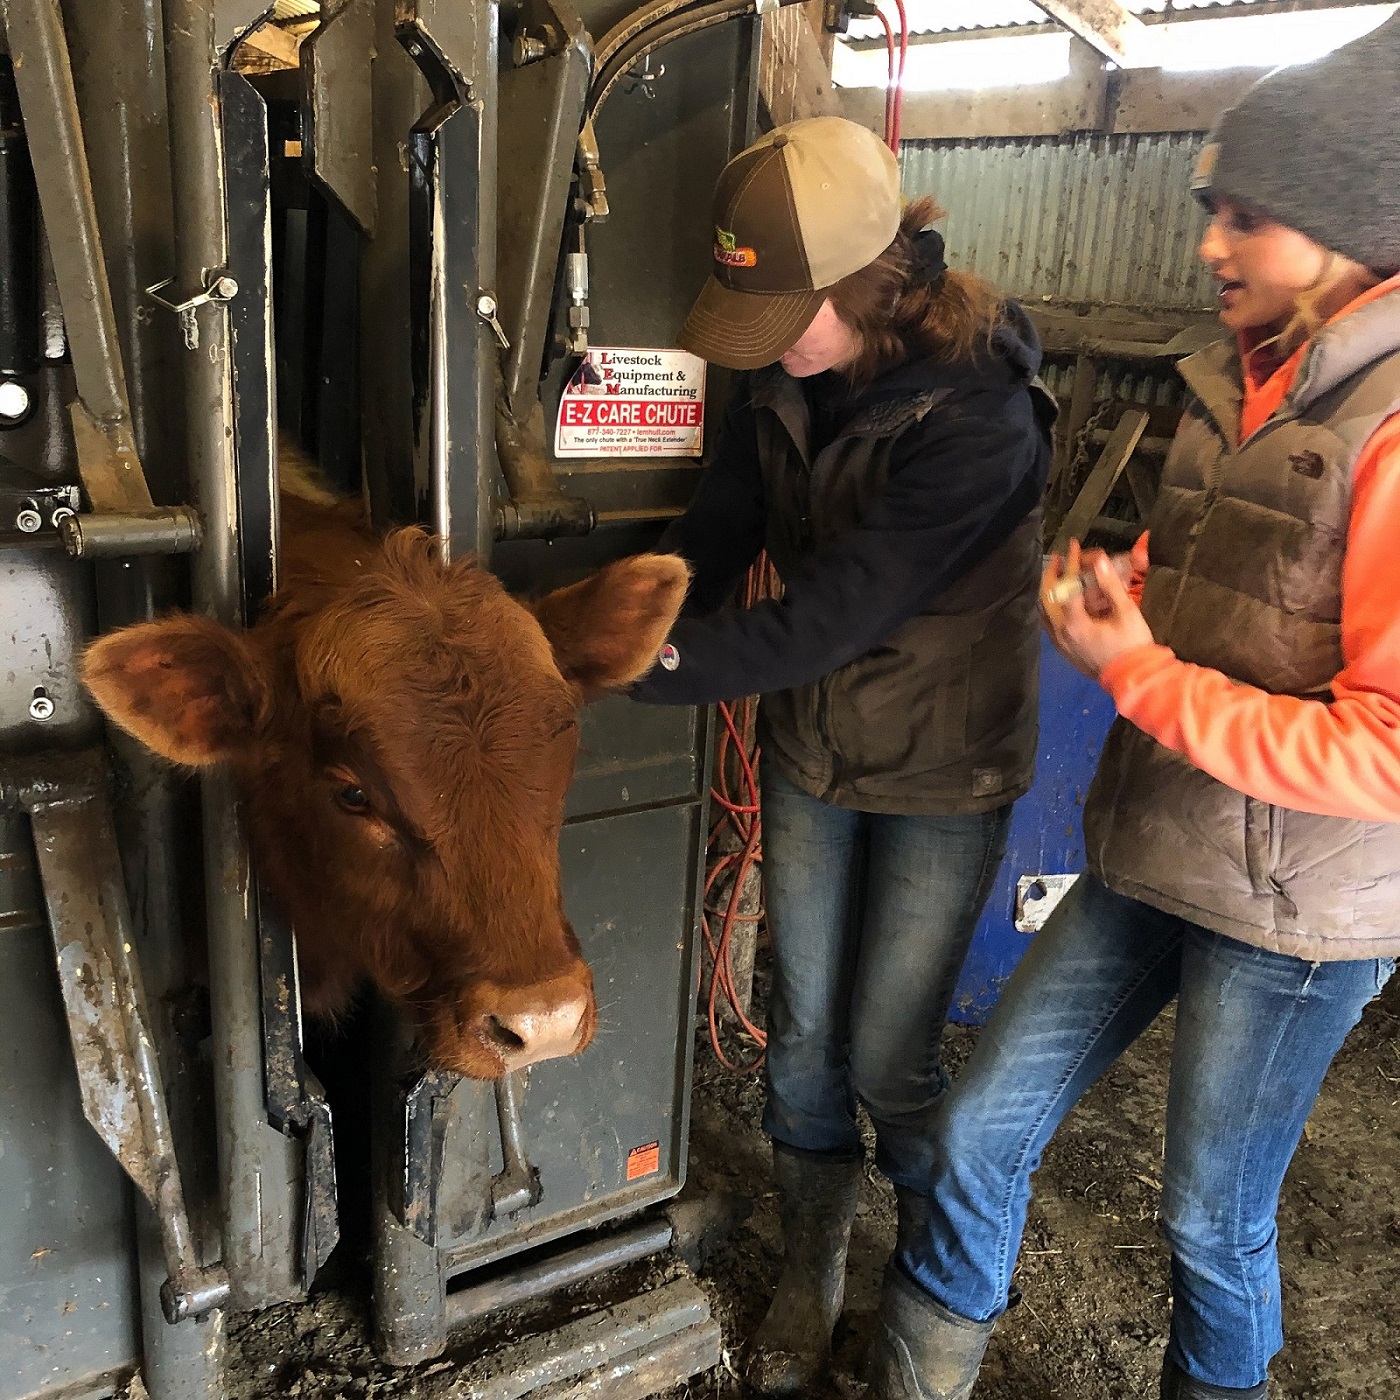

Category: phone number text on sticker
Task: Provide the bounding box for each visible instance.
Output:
[555,347,706,459]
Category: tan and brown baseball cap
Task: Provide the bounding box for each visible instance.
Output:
[679,116,902,371]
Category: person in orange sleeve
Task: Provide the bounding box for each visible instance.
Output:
[860,15,1400,1400]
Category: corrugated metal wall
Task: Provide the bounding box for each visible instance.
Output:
[1038,357,1187,411]
[900,131,1216,312]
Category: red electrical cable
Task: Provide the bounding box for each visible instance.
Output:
[890,0,909,152]
[874,8,897,152]
[704,555,781,1074]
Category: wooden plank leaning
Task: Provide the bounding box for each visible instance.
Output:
[1052,408,1150,556]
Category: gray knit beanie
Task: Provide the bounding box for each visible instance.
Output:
[1191,12,1400,276]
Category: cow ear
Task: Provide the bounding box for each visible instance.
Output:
[533,555,690,699]
[82,615,269,767]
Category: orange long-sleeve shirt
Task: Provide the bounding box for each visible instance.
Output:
[1098,275,1400,824]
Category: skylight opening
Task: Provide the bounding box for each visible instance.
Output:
[832,31,1072,92]
[1147,4,1397,72]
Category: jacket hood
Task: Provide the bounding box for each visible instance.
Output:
[992,299,1045,381]
[841,297,1044,406]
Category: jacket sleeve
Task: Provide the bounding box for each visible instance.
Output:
[655,389,767,616]
[1128,531,1149,604]
[632,387,1048,706]
[1099,413,1400,822]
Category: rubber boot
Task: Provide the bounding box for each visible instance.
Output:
[857,1186,932,1388]
[1160,1355,1269,1400]
[865,1263,995,1400]
[745,1143,862,1396]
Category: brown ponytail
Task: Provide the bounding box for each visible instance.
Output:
[826,196,1003,389]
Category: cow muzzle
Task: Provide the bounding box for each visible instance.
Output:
[444,966,596,1078]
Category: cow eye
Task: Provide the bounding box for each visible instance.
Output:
[335,784,370,815]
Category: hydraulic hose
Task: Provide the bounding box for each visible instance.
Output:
[587,0,768,123]
[593,0,698,72]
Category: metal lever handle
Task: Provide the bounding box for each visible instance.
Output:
[2,751,230,1324]
[491,1071,542,1218]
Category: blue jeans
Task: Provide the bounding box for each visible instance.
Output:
[906,873,1394,1391]
[760,757,1011,1192]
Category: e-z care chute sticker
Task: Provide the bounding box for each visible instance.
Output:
[555,348,706,458]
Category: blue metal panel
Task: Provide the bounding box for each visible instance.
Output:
[950,635,1117,1025]
[0,918,139,1400]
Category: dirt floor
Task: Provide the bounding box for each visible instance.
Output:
[228,956,1400,1399]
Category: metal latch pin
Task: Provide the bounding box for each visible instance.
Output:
[146,271,240,351]
[476,293,511,351]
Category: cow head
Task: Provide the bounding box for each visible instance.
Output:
[82,528,688,1079]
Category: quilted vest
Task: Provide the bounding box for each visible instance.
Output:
[1085,287,1400,960]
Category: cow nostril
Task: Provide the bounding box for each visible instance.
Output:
[470,987,590,1071]
[484,1016,528,1053]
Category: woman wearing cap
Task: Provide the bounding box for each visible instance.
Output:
[631,116,1053,1393]
[869,18,1400,1400]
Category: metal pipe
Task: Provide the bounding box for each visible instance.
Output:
[448,1278,715,1396]
[59,507,202,558]
[60,0,228,1370]
[0,55,39,377]
[490,1072,543,1218]
[444,1215,676,1328]
[494,495,597,539]
[160,1272,234,1326]
[162,0,303,1311]
[492,374,594,541]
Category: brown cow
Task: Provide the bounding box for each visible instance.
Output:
[82,467,688,1080]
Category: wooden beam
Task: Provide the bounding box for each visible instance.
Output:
[1053,409,1150,554]
[805,0,834,69]
[233,19,303,72]
[840,35,1107,140]
[760,4,840,126]
[1123,456,1159,518]
[840,60,1264,140]
[1029,307,1223,361]
[1091,428,1172,459]
[1052,354,1097,491]
[1110,65,1258,134]
[1036,0,1153,67]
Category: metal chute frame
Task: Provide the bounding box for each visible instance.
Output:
[0,0,282,1396]
[0,0,764,1393]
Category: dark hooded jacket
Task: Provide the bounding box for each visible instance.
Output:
[632,304,1055,814]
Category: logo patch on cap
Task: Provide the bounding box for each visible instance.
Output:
[659,643,681,672]
[714,226,757,268]
[1191,142,1220,191]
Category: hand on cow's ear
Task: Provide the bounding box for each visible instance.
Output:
[82,614,270,767]
[533,554,690,701]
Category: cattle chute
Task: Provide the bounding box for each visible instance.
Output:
[0,0,785,1393]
